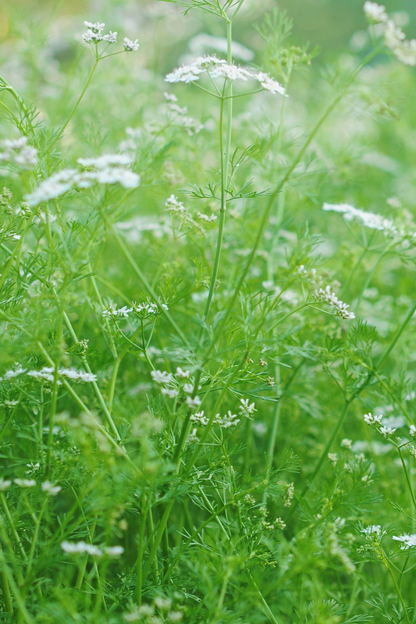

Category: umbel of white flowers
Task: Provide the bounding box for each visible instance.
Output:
[363,2,416,66]
[25,154,140,207]
[165,55,286,96]
[82,21,139,52]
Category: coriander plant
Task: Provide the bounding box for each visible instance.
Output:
[1,0,416,622]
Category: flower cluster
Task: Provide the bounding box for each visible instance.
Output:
[25,154,140,207]
[364,412,398,438]
[165,55,286,97]
[164,92,204,136]
[314,285,355,320]
[323,203,396,233]
[283,482,295,507]
[61,541,124,557]
[0,478,60,493]
[0,136,38,170]
[132,300,169,319]
[392,534,416,550]
[82,22,139,52]
[102,303,133,319]
[165,195,205,234]
[239,398,257,418]
[361,524,386,538]
[363,3,416,66]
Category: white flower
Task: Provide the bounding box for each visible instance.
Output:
[186,396,201,408]
[214,411,240,429]
[61,541,103,556]
[151,370,173,385]
[361,524,385,537]
[183,383,194,394]
[392,534,416,550]
[165,56,286,97]
[14,479,36,488]
[363,2,388,22]
[161,388,179,398]
[0,136,37,170]
[190,411,209,426]
[124,37,139,52]
[187,428,199,444]
[102,31,117,43]
[176,367,190,378]
[27,367,57,383]
[328,453,338,465]
[25,157,140,207]
[380,426,396,437]
[323,203,396,233]
[84,21,105,33]
[164,92,178,102]
[102,304,133,319]
[384,19,406,49]
[314,285,355,320]
[409,425,416,437]
[41,481,61,496]
[254,72,286,96]
[341,438,352,449]
[104,546,124,556]
[364,413,383,426]
[239,398,256,417]
[0,479,11,491]
[197,212,217,222]
[3,366,26,380]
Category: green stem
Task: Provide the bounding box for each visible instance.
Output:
[46,58,99,153]
[46,307,63,476]
[380,548,411,624]
[397,447,416,511]
[136,494,148,605]
[0,493,27,560]
[199,20,233,338]
[25,499,47,578]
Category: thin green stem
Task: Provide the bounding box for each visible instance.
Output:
[46,58,99,153]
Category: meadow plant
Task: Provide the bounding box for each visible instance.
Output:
[1,0,416,622]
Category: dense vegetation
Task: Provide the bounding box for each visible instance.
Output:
[1,1,416,622]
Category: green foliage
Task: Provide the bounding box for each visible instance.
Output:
[0,1,416,623]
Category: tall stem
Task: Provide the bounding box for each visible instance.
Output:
[199,19,233,334]
[46,58,99,153]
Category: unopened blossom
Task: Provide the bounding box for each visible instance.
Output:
[4,400,19,407]
[124,37,139,51]
[283,482,295,507]
[42,481,61,496]
[410,425,416,437]
[14,478,36,488]
[363,2,388,22]
[0,479,11,490]
[392,534,416,549]
[151,370,173,385]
